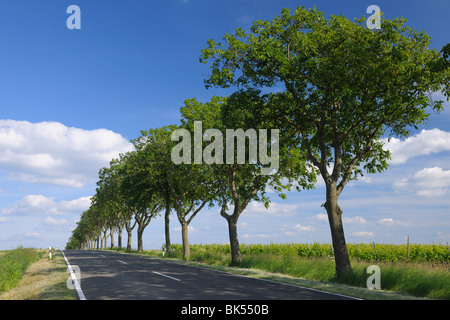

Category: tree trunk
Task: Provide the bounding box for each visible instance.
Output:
[118,224,123,249]
[325,181,352,276]
[137,227,144,252]
[102,230,108,249]
[165,205,171,256]
[110,226,114,249]
[227,216,242,264]
[181,221,190,260]
[125,216,136,253]
[127,231,132,252]
[219,196,243,265]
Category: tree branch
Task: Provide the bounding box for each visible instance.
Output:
[336,126,381,196]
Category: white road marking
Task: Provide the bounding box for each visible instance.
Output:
[61,251,87,300]
[117,260,128,264]
[152,271,181,282]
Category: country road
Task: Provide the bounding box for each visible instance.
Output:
[62,250,357,301]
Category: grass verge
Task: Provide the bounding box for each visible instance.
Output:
[0,247,42,294]
[0,250,77,300]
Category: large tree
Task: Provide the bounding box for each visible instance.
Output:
[200,6,450,275]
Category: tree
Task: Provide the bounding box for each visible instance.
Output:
[66,205,100,250]
[169,129,219,260]
[120,149,163,252]
[179,94,314,263]
[200,6,450,275]
[130,127,178,256]
[126,124,217,260]
[98,154,138,252]
[95,161,125,249]
[168,164,217,260]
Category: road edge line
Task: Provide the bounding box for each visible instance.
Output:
[61,250,87,300]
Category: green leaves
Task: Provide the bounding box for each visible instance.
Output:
[201,5,450,192]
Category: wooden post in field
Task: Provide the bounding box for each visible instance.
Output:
[406,236,410,259]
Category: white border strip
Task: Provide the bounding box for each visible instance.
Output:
[152,271,181,282]
[61,250,87,300]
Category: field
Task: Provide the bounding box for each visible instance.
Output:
[169,242,450,263]
[162,242,450,299]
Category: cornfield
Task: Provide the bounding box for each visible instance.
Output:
[170,242,450,264]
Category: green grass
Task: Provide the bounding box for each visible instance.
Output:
[0,250,78,300]
[0,246,43,294]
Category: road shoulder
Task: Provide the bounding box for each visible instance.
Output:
[0,251,77,300]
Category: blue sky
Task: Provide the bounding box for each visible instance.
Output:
[0,0,449,250]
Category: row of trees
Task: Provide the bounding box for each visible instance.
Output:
[66,6,449,275]
[65,94,313,263]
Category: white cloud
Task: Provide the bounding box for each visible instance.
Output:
[0,120,134,187]
[351,231,374,237]
[294,224,314,231]
[383,128,450,165]
[245,201,299,216]
[359,176,372,184]
[242,233,277,239]
[309,213,328,221]
[280,223,314,236]
[309,214,366,225]
[377,218,409,227]
[43,216,68,225]
[393,167,450,197]
[343,216,367,224]
[239,221,248,228]
[25,233,40,238]
[2,195,91,216]
[173,225,197,233]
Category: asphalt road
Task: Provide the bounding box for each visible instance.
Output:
[62,250,357,301]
